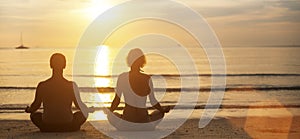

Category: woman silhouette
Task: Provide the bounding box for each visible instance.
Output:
[108,48,170,130]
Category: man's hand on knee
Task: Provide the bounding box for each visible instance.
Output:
[25,106,31,113]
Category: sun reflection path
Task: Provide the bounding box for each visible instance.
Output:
[91,45,113,121]
[88,111,108,121]
[94,45,111,87]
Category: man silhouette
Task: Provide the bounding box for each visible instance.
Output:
[25,53,90,132]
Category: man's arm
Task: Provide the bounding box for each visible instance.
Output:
[25,83,42,113]
[72,82,90,114]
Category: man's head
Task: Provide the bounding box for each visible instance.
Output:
[50,53,66,70]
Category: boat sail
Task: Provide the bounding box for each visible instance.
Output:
[15,32,29,49]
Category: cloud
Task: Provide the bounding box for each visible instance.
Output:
[184,0,300,27]
[0,0,87,21]
[130,0,299,27]
[0,0,299,46]
[274,0,300,11]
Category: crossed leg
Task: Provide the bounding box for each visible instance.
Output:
[30,111,87,132]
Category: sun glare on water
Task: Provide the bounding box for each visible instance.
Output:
[94,45,111,87]
[88,111,108,121]
[90,45,113,121]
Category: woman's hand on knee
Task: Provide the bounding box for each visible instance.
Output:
[163,106,171,113]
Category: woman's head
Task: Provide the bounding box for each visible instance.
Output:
[127,48,146,69]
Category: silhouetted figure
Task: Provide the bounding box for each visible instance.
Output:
[108,48,170,131]
[25,53,89,132]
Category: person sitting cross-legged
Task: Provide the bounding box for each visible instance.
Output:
[25,53,92,132]
[108,48,170,131]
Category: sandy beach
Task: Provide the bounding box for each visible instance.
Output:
[1,108,300,139]
[1,116,299,139]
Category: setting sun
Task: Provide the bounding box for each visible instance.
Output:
[83,0,113,20]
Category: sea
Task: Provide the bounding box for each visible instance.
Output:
[0,46,299,120]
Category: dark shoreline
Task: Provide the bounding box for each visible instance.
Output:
[1,86,300,92]
[1,104,300,114]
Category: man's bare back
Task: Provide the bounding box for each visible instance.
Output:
[25,53,89,132]
[37,78,77,124]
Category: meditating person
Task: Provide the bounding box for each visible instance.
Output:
[25,53,90,132]
[108,48,170,131]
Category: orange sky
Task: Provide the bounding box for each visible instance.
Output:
[0,0,300,47]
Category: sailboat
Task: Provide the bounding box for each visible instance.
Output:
[15,32,29,49]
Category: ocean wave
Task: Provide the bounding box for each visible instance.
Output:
[1,104,300,113]
[69,73,300,77]
[0,86,300,92]
[0,73,299,78]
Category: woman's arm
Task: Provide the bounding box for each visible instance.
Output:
[110,94,120,112]
[150,93,169,113]
[148,78,170,113]
[110,75,123,112]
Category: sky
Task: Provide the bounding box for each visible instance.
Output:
[0,0,300,47]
